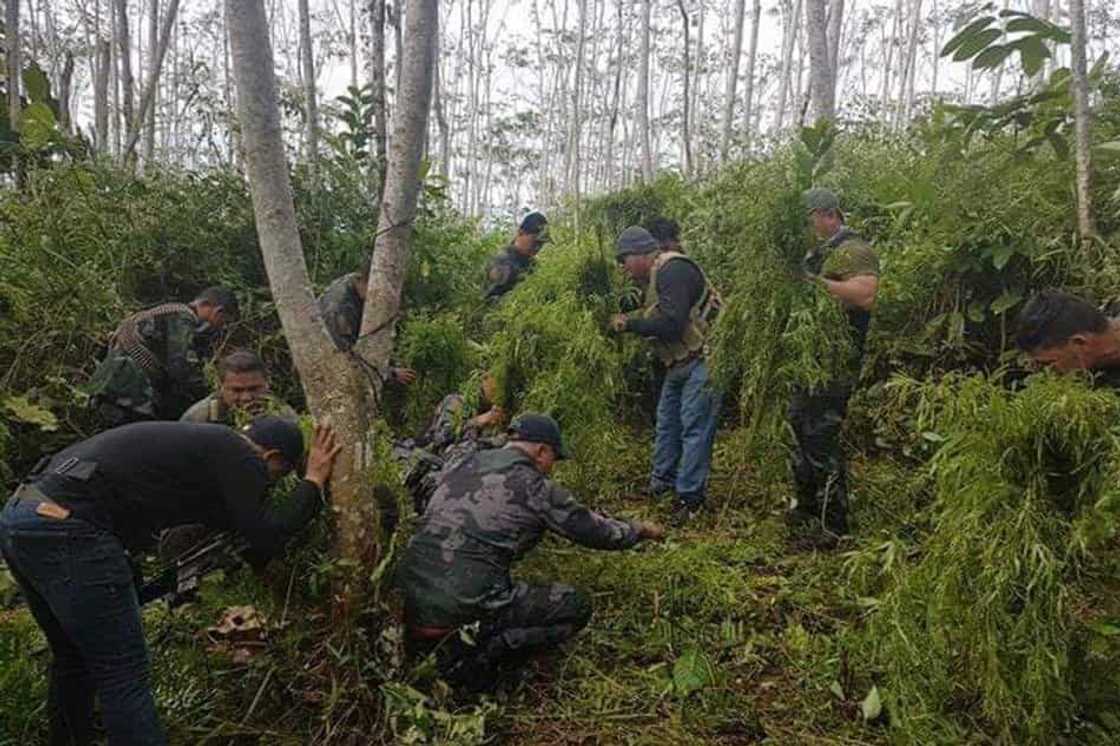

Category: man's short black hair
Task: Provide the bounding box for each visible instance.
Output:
[646,217,680,245]
[218,349,266,380]
[1014,290,1109,352]
[194,286,240,321]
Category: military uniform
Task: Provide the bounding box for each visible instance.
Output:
[395,446,639,682]
[87,303,213,425]
[789,226,880,536]
[318,272,365,351]
[180,393,298,426]
[483,245,534,300]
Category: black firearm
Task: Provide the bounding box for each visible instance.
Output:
[138,531,248,608]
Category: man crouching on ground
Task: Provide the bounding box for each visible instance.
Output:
[395,413,664,691]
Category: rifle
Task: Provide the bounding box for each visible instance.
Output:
[138,531,249,608]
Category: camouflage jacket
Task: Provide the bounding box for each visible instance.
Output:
[88,303,212,420]
[483,245,532,300]
[318,273,364,351]
[396,447,640,626]
[802,227,880,375]
[180,394,299,426]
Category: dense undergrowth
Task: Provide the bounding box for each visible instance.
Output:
[3,84,1120,743]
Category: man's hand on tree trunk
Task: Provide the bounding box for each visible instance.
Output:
[305,424,343,491]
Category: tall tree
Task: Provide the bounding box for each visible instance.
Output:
[720,0,746,162]
[775,0,802,132]
[805,0,834,122]
[122,0,180,166]
[677,0,692,176]
[741,0,761,147]
[6,0,21,134]
[354,0,438,428]
[227,0,381,611]
[369,0,388,197]
[298,0,320,178]
[94,37,110,153]
[638,0,653,181]
[143,0,159,165]
[1068,0,1095,240]
[115,0,135,150]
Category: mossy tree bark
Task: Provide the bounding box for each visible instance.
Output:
[226,0,379,617]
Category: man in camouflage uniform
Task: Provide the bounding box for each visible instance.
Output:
[180,349,297,426]
[610,226,722,524]
[1014,290,1120,388]
[317,258,417,386]
[87,286,238,426]
[483,212,549,300]
[395,413,664,689]
[788,189,880,542]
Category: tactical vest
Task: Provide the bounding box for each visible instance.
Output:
[642,252,721,367]
[110,302,197,376]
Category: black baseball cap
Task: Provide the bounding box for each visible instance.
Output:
[507,413,569,459]
[519,212,548,236]
[244,416,304,468]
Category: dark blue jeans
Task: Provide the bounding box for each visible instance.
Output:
[650,358,721,505]
[0,491,166,746]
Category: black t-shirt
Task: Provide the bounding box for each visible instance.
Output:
[29,422,321,558]
[624,257,705,342]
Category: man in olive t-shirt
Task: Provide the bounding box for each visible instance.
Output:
[788,189,880,543]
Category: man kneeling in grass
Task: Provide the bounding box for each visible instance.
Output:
[395,413,664,692]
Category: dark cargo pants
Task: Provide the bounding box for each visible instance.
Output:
[787,386,851,536]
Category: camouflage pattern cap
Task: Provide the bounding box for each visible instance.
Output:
[507,413,569,459]
[803,188,841,213]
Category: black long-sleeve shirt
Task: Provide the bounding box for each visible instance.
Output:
[29,422,321,559]
[624,257,705,342]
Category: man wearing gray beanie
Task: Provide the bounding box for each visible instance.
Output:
[609,225,722,525]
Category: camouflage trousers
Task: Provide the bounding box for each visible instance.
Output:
[787,386,851,536]
[410,582,591,690]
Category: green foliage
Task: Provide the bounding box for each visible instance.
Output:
[397,313,478,432]
[873,372,1120,744]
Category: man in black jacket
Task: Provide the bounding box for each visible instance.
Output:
[0,417,341,745]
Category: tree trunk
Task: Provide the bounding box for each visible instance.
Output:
[59,50,74,132]
[143,0,159,166]
[298,0,320,179]
[95,37,110,153]
[776,0,802,132]
[805,0,834,123]
[569,0,587,208]
[121,0,180,166]
[637,0,653,181]
[7,0,21,132]
[115,0,135,153]
[1068,0,1095,241]
[827,0,843,79]
[677,0,692,176]
[369,0,388,199]
[720,0,746,162]
[432,45,450,180]
[742,0,760,148]
[354,0,438,437]
[226,0,379,615]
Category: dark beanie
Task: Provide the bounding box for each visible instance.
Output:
[244,416,304,466]
[615,226,659,258]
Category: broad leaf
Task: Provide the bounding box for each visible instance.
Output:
[672,648,713,698]
[1013,35,1051,77]
[953,28,1003,62]
[990,244,1014,271]
[1096,141,1120,158]
[1048,132,1069,160]
[942,16,996,57]
[861,685,883,721]
[4,395,59,431]
[990,290,1022,316]
[973,44,1014,70]
[1005,17,1053,34]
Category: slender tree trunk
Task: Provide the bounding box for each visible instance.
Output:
[720,0,746,161]
[638,0,653,181]
[95,37,110,153]
[369,0,389,199]
[677,0,692,176]
[901,0,922,126]
[7,0,21,133]
[432,46,449,180]
[298,0,320,179]
[827,0,843,79]
[59,50,74,132]
[121,0,179,166]
[349,0,358,89]
[356,0,437,418]
[569,0,587,209]
[776,0,801,132]
[143,0,159,166]
[115,0,135,154]
[227,0,379,614]
[1068,0,1095,240]
[805,0,834,123]
[742,0,760,148]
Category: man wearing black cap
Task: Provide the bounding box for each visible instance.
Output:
[0,417,341,744]
[483,211,549,300]
[395,412,663,690]
[789,188,880,543]
[610,226,722,524]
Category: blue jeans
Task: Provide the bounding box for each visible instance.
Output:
[650,358,721,505]
[0,491,166,746]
